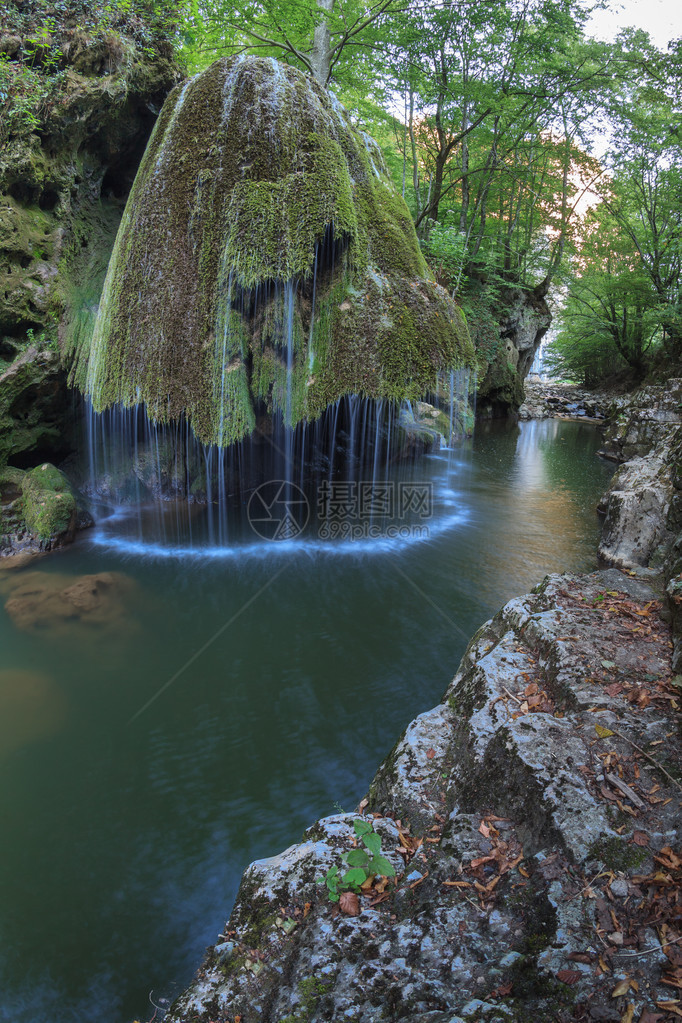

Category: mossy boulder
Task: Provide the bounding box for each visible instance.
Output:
[0,461,87,556]
[22,462,77,540]
[468,285,551,418]
[71,56,474,447]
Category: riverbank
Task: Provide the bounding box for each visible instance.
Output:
[168,566,681,1023]
[166,386,682,1023]
[518,380,611,423]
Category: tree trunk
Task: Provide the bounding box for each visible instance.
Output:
[310,0,334,87]
[459,100,469,233]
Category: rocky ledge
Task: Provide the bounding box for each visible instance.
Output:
[518,381,610,423]
[168,567,681,1023]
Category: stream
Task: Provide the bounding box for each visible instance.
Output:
[0,418,613,1023]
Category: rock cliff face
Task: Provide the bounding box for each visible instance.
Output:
[597,382,682,576]
[71,56,474,449]
[585,379,682,668]
[168,568,680,1023]
[0,1,180,551]
[476,287,552,418]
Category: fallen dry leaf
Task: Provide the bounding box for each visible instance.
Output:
[487,980,513,998]
[339,891,360,916]
[656,1002,682,1019]
[557,969,582,985]
[632,831,650,847]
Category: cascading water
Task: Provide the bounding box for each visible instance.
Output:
[69,56,477,554]
[82,365,474,555]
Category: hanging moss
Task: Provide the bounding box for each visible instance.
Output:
[71,56,475,447]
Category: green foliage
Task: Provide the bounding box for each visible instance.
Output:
[547,203,664,386]
[319,819,395,903]
[179,0,401,88]
[0,0,184,143]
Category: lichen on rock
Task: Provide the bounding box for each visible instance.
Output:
[71,56,474,447]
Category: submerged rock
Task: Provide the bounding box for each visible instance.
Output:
[1,569,136,632]
[0,668,64,757]
[70,56,474,448]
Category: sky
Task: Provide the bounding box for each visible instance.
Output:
[586,0,681,49]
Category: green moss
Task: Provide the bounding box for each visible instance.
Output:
[588,837,648,872]
[0,346,64,467]
[58,197,124,393]
[71,56,474,448]
[278,977,333,1023]
[223,135,358,289]
[21,462,76,540]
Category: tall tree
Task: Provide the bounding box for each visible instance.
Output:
[181,0,401,87]
[593,29,682,353]
[549,206,661,384]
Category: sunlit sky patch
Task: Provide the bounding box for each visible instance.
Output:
[586,0,681,49]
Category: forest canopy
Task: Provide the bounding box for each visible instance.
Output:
[2,0,679,386]
[176,0,682,386]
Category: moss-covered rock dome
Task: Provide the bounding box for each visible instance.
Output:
[70,56,474,447]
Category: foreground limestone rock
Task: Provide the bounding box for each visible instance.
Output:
[168,569,680,1023]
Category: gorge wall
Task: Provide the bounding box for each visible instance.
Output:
[0,1,180,553]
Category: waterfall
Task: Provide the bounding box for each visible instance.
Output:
[72,56,477,553]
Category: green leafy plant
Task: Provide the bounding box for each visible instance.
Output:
[320,819,395,903]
